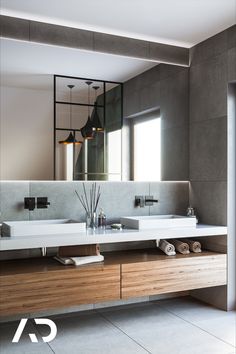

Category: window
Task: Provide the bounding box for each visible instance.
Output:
[133,117,161,181]
[107,129,122,180]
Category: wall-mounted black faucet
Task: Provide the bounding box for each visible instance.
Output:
[37,197,50,209]
[24,197,36,211]
[135,195,158,207]
[24,197,50,211]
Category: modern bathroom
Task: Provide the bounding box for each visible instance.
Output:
[0,1,235,354]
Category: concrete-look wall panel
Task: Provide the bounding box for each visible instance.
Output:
[228,47,236,82]
[94,32,149,60]
[190,117,227,181]
[149,182,189,215]
[190,181,227,226]
[160,68,189,130]
[190,52,227,123]
[139,82,161,112]
[189,30,227,66]
[0,181,30,222]
[149,42,189,66]
[161,126,189,181]
[0,181,189,224]
[30,21,93,51]
[227,24,236,50]
[0,15,29,41]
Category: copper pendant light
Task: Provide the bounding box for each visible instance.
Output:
[80,81,95,140]
[91,86,104,132]
[59,85,83,145]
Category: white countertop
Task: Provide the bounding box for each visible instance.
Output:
[0,224,227,251]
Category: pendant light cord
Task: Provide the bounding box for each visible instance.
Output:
[70,87,72,129]
[88,84,90,117]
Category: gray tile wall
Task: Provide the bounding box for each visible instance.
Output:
[189,25,235,226]
[189,25,235,310]
[123,64,189,181]
[0,181,189,224]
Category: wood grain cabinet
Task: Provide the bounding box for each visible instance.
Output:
[0,250,227,316]
[0,261,120,316]
[121,253,227,298]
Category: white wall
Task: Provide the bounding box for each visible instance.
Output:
[0,86,54,180]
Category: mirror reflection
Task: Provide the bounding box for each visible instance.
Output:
[0,37,159,181]
[54,75,122,181]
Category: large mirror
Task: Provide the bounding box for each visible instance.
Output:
[0,37,188,182]
[0,38,157,181]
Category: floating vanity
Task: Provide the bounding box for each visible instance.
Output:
[0,220,227,317]
[0,248,226,316]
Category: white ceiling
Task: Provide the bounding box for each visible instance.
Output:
[0,38,157,89]
[1,0,235,47]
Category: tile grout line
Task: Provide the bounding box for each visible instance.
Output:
[95,310,152,354]
[156,303,235,349]
[30,318,56,354]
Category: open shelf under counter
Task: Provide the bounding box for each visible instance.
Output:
[0,248,227,316]
[0,224,227,251]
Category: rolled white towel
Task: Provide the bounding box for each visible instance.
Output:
[171,239,190,254]
[158,239,176,256]
[185,239,202,253]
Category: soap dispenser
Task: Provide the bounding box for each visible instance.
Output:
[98,208,106,228]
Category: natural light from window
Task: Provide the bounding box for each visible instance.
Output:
[134,118,161,181]
[108,129,122,181]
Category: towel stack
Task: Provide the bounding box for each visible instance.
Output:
[158,239,202,256]
[55,244,104,266]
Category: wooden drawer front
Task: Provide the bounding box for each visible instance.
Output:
[0,265,120,316]
[121,254,227,299]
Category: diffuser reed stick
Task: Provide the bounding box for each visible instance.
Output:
[75,183,101,228]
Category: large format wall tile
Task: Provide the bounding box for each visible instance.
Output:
[161,125,189,181]
[190,52,227,123]
[0,181,189,224]
[227,24,236,50]
[190,116,227,181]
[228,47,236,82]
[29,181,150,222]
[149,182,189,215]
[160,68,189,129]
[29,181,86,221]
[139,82,161,112]
[0,182,29,222]
[94,181,150,221]
[189,181,227,225]
[159,64,187,81]
[189,29,227,66]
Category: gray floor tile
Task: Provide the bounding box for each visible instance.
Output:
[0,320,53,354]
[101,302,234,354]
[37,311,149,354]
[158,297,236,347]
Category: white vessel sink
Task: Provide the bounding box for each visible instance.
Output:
[120,215,197,230]
[1,219,86,237]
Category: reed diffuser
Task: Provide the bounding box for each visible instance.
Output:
[75,183,101,229]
